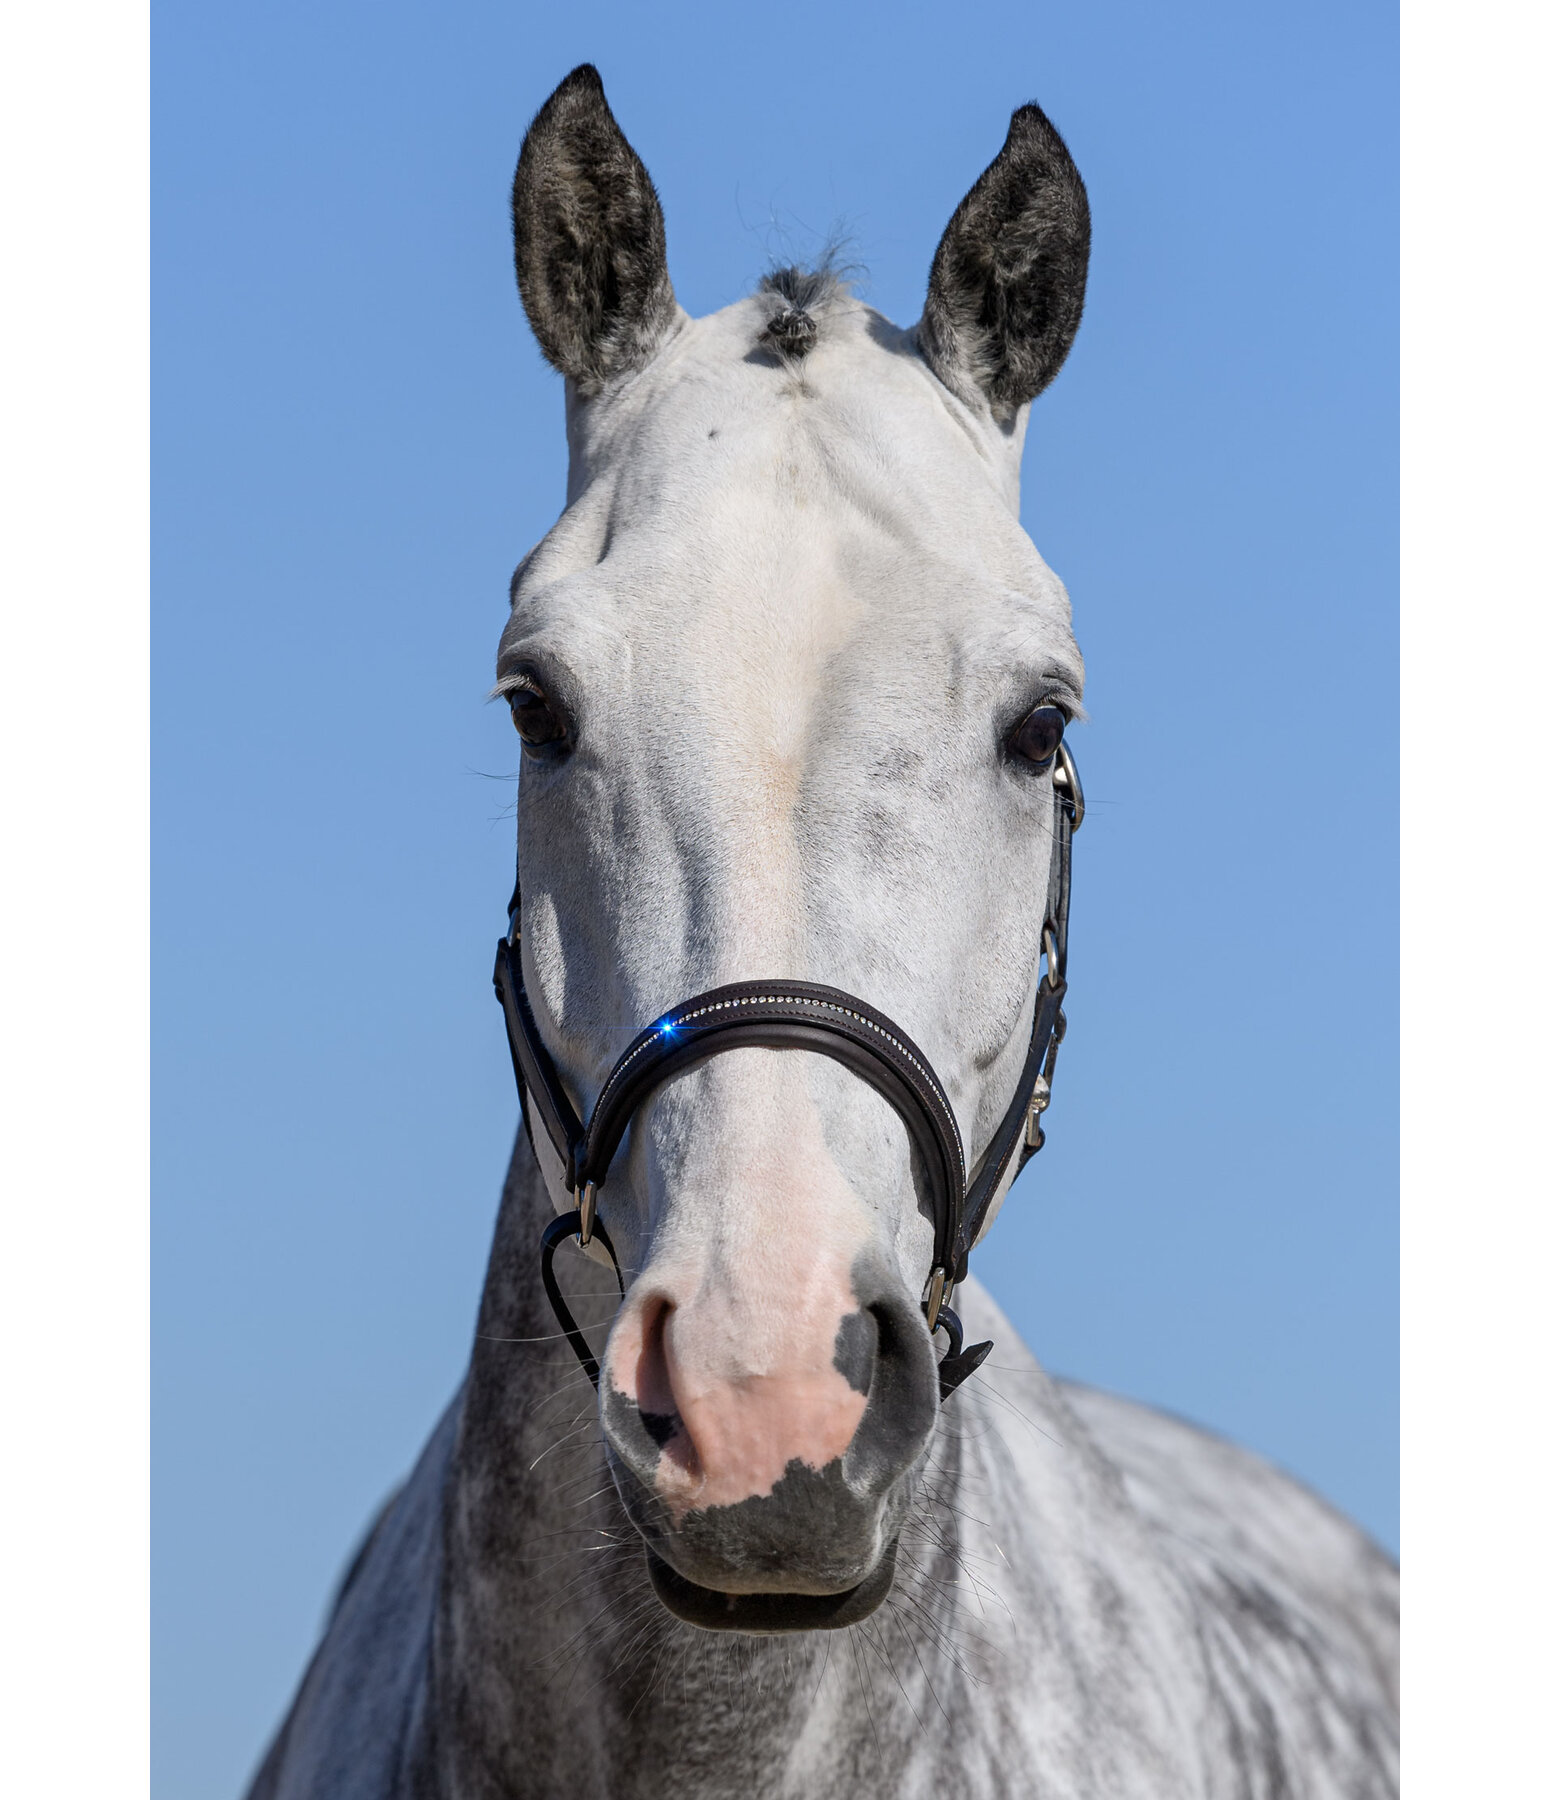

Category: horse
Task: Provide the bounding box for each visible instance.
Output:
[246,65,1398,1800]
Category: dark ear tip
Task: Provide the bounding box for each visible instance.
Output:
[556,63,605,97]
[1006,102,1071,153]
[527,65,610,138]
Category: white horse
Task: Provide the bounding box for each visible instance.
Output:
[247,66,1398,1799]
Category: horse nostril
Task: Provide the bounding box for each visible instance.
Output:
[832,1307,881,1396]
[635,1297,686,1453]
[840,1289,938,1496]
[640,1409,677,1448]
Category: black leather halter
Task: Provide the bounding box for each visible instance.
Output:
[493,745,1083,1403]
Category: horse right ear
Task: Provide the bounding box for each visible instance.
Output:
[919,104,1091,424]
[512,66,678,395]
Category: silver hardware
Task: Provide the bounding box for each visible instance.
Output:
[1052,742,1085,831]
[923,1266,946,1332]
[1043,924,1061,987]
[1025,1073,1051,1151]
[577,1181,597,1246]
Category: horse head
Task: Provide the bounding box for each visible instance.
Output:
[499,64,1089,1632]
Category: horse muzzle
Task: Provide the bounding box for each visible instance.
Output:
[597,1258,938,1631]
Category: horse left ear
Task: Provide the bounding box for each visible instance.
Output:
[512,65,678,395]
[919,104,1091,424]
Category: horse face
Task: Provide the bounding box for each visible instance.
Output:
[499,68,1088,1629]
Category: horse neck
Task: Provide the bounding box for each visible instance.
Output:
[432,1134,980,1799]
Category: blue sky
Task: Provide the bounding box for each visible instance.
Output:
[154,2,1395,1793]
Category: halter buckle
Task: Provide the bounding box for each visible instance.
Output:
[1025,1074,1052,1151]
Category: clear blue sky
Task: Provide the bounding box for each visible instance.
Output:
[153,3,1395,1794]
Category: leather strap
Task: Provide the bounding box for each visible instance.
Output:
[493,932,583,1188]
[585,981,966,1278]
[540,1210,624,1387]
[956,746,1078,1266]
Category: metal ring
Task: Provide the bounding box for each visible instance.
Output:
[577,1181,598,1246]
[1052,743,1085,830]
[922,1266,946,1332]
[1042,925,1061,987]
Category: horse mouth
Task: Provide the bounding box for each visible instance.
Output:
[644,1536,900,1634]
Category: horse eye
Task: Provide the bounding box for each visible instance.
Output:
[509,686,568,750]
[1009,704,1066,770]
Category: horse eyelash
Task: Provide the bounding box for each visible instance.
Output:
[1036,683,1085,722]
[491,671,543,703]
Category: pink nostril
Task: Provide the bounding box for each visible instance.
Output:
[635,1297,673,1412]
[634,1298,697,1468]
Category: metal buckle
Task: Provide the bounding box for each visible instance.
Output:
[1025,1073,1051,1151]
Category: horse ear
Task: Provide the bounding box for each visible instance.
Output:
[919,104,1091,423]
[512,66,678,394]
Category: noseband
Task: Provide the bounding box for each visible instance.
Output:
[492,745,1083,1404]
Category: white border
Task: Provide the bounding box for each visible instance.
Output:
[1403,0,1548,1790]
[0,1,149,1793]
[2,1,1538,1790]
